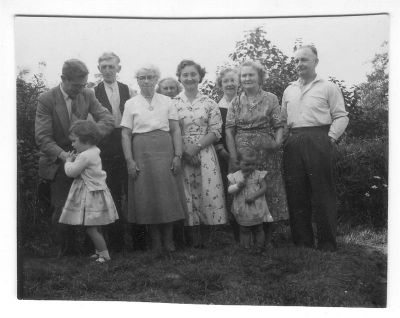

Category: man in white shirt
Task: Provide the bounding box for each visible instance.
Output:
[94,52,146,252]
[282,45,349,252]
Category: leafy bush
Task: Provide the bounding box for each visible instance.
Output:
[17,71,50,248]
[336,137,388,228]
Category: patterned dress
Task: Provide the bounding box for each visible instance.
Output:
[174,92,227,226]
[226,90,289,221]
[228,170,273,226]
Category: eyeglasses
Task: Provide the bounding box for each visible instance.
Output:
[137,75,156,81]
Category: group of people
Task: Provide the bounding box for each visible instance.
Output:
[34,45,348,263]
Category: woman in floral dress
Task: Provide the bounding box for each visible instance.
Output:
[225,60,288,247]
[173,59,227,247]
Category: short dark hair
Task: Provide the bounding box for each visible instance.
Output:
[237,147,258,162]
[69,120,101,145]
[176,60,206,83]
[62,59,89,80]
[297,45,318,58]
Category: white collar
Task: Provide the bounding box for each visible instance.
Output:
[104,81,118,89]
[293,74,322,87]
[219,95,233,108]
[59,83,70,100]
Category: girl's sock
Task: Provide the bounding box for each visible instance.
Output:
[90,249,101,258]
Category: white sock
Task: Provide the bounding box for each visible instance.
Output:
[98,250,110,260]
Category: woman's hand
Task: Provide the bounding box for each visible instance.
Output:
[183,153,201,167]
[219,148,231,162]
[263,139,281,151]
[126,159,140,180]
[184,143,200,158]
[170,156,182,175]
[237,180,246,190]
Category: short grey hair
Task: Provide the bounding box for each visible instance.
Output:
[135,64,161,79]
[156,77,182,94]
[98,52,121,64]
[297,45,318,58]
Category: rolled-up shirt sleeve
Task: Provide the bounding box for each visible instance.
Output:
[327,82,349,140]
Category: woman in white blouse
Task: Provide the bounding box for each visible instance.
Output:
[121,65,187,253]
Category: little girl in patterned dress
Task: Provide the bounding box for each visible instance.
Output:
[227,147,273,249]
[59,120,118,263]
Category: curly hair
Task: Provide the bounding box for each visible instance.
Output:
[69,120,101,145]
[239,60,266,86]
[216,67,239,89]
[156,77,182,95]
[176,59,206,83]
[135,64,161,80]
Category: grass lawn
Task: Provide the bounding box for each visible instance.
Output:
[19,224,387,307]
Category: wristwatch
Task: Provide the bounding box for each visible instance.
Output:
[174,153,182,159]
[195,143,202,150]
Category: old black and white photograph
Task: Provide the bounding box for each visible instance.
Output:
[2,0,400,317]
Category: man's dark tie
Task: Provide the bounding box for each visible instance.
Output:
[70,97,80,122]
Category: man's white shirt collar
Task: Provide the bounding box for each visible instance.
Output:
[59,83,70,100]
[292,74,323,87]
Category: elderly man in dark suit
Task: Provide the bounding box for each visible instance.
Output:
[94,52,147,252]
[35,59,114,256]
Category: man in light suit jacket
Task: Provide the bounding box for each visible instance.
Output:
[35,59,114,256]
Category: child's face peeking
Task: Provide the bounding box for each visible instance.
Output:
[239,155,257,174]
[70,133,91,153]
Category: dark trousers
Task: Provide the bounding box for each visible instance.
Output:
[283,126,337,250]
[50,167,83,255]
[102,154,127,252]
[217,152,240,243]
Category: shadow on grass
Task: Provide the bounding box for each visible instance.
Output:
[19,226,387,307]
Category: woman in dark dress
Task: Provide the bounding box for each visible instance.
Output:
[215,67,240,242]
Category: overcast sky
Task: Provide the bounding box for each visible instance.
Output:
[15,15,388,90]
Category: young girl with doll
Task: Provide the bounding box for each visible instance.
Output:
[227,147,273,249]
[59,120,118,263]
